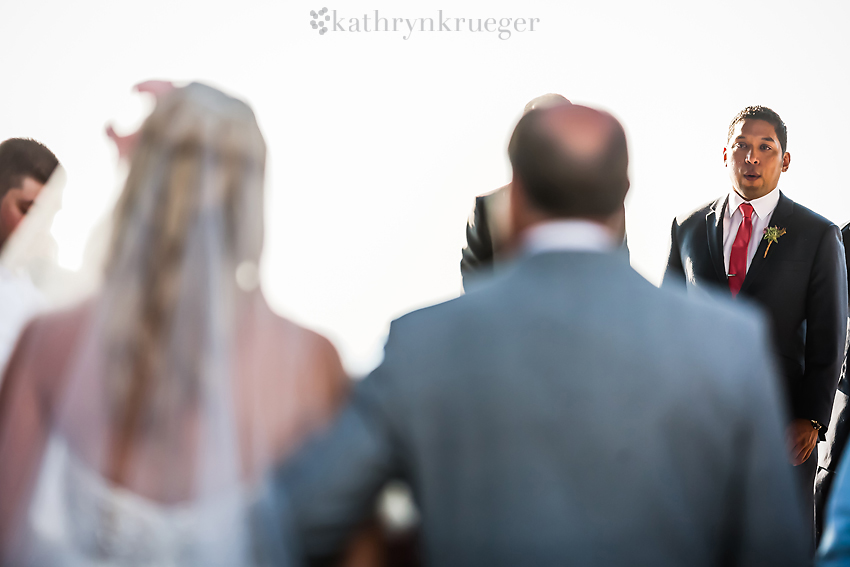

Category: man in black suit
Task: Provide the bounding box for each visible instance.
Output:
[663,106,848,545]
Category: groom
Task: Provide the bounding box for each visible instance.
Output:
[663,106,848,544]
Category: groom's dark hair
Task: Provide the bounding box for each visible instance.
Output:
[0,138,59,199]
[508,105,628,219]
[728,106,787,154]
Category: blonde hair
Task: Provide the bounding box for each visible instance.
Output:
[101,84,266,480]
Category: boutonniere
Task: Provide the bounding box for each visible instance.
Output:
[762,226,787,258]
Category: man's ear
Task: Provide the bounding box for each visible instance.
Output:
[723,146,729,167]
[782,152,791,172]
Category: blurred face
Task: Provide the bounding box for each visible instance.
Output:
[724,118,790,201]
[0,176,44,250]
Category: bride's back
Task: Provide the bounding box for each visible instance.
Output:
[21,294,346,502]
[0,83,347,563]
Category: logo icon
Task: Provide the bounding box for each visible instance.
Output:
[310,7,330,35]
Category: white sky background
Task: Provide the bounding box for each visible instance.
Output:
[1,0,848,376]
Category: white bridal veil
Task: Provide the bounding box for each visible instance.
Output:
[0,84,290,566]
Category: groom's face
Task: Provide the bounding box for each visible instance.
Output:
[724,118,790,201]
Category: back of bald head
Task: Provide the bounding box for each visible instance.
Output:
[508,104,628,219]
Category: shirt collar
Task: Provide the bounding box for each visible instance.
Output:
[727,187,781,219]
[521,219,617,256]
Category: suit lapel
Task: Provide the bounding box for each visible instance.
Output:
[705,196,728,285]
[739,191,794,296]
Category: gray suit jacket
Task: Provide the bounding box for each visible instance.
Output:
[272,251,807,567]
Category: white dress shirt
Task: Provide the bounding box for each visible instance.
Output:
[522,219,618,255]
[723,188,781,277]
[0,265,45,379]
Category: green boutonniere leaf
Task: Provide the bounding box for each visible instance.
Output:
[762,226,786,258]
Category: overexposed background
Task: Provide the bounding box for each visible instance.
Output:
[1,0,848,375]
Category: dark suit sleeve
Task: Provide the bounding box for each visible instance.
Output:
[800,225,849,432]
[819,224,850,466]
[267,327,406,565]
[825,225,850,454]
[815,226,850,538]
[661,218,686,288]
[460,196,494,290]
[838,222,850,402]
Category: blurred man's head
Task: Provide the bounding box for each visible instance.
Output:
[0,138,59,251]
[508,104,629,236]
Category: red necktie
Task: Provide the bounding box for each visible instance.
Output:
[729,202,754,297]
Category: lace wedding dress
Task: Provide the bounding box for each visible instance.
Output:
[24,437,265,567]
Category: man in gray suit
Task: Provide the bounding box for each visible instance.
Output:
[270,105,807,566]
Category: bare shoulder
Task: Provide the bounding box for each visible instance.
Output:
[12,299,94,373]
[1,299,95,413]
[251,304,348,412]
[261,309,340,360]
[251,303,346,385]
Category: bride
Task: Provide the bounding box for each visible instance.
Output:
[0,83,350,565]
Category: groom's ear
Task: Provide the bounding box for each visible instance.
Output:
[781,152,790,172]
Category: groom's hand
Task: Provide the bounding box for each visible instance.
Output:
[786,418,818,466]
